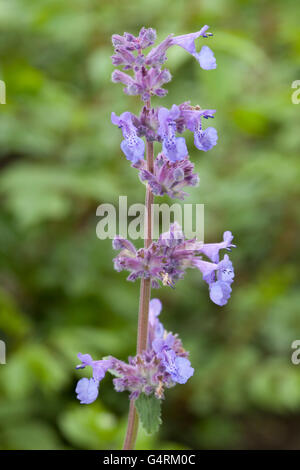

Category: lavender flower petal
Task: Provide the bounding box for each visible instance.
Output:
[75,378,99,404]
[196,45,217,70]
[194,126,218,151]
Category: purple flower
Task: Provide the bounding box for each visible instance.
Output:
[145,36,173,67]
[111,30,156,70]
[75,353,112,404]
[76,353,112,381]
[112,28,156,55]
[203,254,235,306]
[192,258,219,279]
[111,111,145,163]
[111,47,136,69]
[153,335,194,384]
[198,231,235,263]
[158,106,188,161]
[170,28,216,70]
[137,153,199,199]
[135,67,172,100]
[138,27,157,49]
[112,235,137,253]
[146,26,216,70]
[179,102,216,128]
[76,378,99,404]
[177,103,218,152]
[111,70,141,96]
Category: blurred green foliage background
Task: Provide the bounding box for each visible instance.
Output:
[0,0,300,450]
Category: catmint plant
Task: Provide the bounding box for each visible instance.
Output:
[75,26,236,450]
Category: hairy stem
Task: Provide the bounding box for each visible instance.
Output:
[122,399,139,450]
[123,132,154,450]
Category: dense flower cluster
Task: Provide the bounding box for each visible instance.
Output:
[113,223,235,306]
[111,25,217,164]
[111,26,215,101]
[135,152,199,199]
[112,101,217,164]
[76,300,194,404]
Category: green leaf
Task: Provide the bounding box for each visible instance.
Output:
[135,394,162,435]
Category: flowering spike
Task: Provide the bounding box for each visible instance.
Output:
[76,25,236,449]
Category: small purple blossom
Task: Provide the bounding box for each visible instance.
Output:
[170,28,216,70]
[75,354,112,404]
[202,254,235,306]
[178,103,218,152]
[146,26,215,70]
[111,70,141,96]
[153,335,194,384]
[197,231,235,263]
[111,111,145,163]
[158,106,188,161]
[76,353,112,381]
[111,29,156,70]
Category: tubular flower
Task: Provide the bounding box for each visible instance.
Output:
[158,105,188,161]
[146,25,215,70]
[170,28,216,70]
[179,103,218,152]
[111,111,145,163]
[75,354,113,404]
